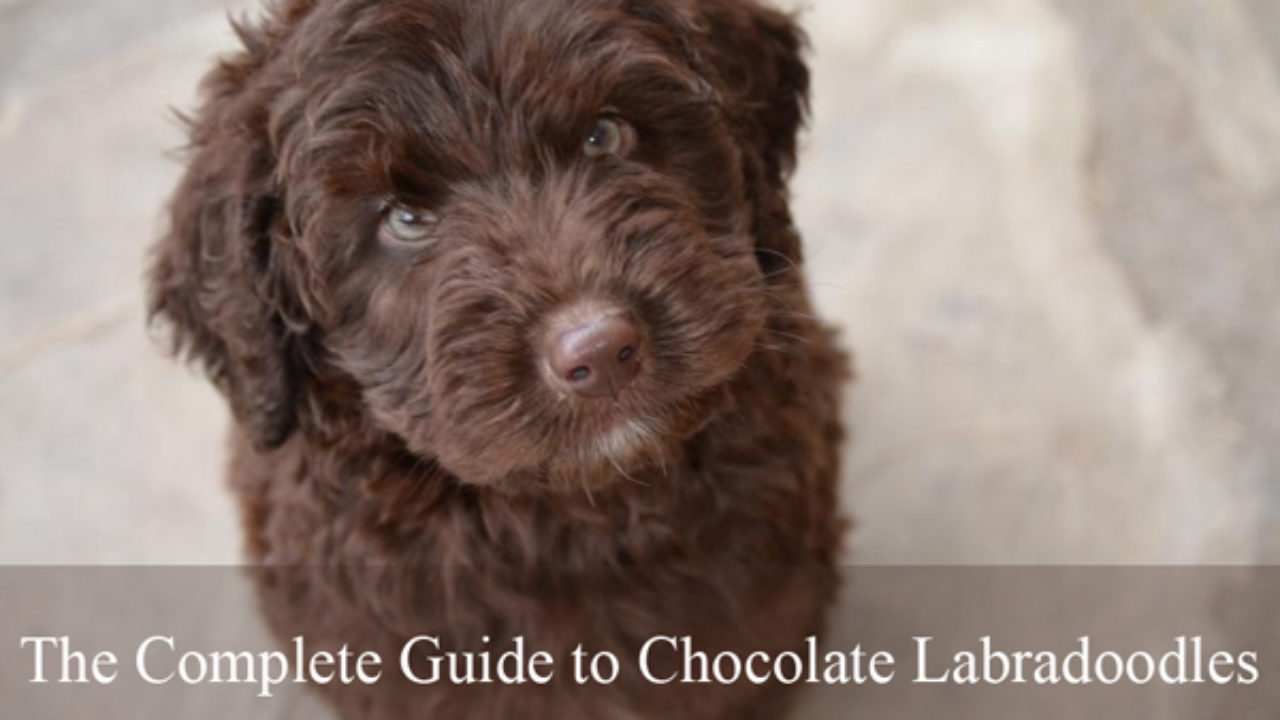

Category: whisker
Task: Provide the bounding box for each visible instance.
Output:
[766,328,813,346]
[754,247,802,275]
[579,470,598,508]
[609,454,649,487]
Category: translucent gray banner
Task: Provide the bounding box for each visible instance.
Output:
[3,567,1277,718]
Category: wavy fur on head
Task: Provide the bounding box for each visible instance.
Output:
[150,0,847,717]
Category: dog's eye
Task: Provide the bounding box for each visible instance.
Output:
[583,117,634,157]
[381,205,440,246]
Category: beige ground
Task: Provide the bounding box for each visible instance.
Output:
[1,0,1277,568]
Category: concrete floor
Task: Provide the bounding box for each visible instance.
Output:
[1,0,1278,567]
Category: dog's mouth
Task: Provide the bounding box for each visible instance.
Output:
[416,359,732,494]
[541,372,740,491]
[569,411,669,479]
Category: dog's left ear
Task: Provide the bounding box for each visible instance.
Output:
[628,0,810,269]
[147,19,304,451]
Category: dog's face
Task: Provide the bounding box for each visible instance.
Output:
[152,0,809,491]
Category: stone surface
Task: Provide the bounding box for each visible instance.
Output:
[793,0,1279,564]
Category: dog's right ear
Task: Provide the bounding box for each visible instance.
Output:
[624,0,810,272]
[148,21,300,450]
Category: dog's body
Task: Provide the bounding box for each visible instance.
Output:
[151,0,847,717]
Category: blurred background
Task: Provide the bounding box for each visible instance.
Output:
[1,0,1278,565]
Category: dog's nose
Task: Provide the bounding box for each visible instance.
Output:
[547,314,642,398]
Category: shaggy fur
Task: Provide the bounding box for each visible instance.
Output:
[149,0,848,717]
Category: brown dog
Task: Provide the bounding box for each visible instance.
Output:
[149,0,847,717]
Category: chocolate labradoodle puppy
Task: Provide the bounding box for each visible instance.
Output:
[149,0,848,717]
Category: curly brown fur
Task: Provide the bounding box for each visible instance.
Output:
[149,0,848,717]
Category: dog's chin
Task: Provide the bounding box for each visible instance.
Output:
[418,391,728,495]
[546,417,679,491]
[422,416,672,496]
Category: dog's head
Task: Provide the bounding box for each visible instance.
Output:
[151,0,809,491]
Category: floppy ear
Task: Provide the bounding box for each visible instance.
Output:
[628,0,811,270]
[148,26,300,450]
